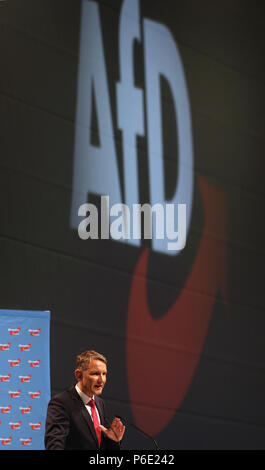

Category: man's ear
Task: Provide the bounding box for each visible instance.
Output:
[75,368,82,381]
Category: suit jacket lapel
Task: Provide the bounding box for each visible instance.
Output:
[69,386,99,447]
[81,406,99,447]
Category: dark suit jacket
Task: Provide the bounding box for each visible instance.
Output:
[44,386,120,450]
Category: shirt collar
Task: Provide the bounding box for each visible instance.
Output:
[75,384,94,405]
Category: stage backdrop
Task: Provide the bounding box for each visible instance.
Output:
[0,309,50,450]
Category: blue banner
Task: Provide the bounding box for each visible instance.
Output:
[0,309,50,449]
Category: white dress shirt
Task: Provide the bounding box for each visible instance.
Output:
[75,384,101,424]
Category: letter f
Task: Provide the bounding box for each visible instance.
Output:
[117,0,144,245]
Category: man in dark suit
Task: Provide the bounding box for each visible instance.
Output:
[44,350,125,450]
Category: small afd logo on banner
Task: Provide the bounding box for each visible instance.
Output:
[0,437,12,446]
[9,421,22,430]
[0,343,11,351]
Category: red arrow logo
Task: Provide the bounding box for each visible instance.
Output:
[29,359,40,367]
[29,390,41,399]
[10,421,22,430]
[0,342,11,351]
[9,390,21,398]
[0,405,12,414]
[127,176,228,436]
[9,358,21,367]
[29,328,41,337]
[30,421,42,430]
[8,328,21,336]
[0,374,11,382]
[20,406,32,414]
[20,437,32,446]
[19,344,31,352]
[19,374,31,383]
[1,437,12,445]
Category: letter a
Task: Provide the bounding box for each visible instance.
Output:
[71,1,123,234]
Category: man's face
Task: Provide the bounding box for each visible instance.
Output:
[75,359,107,397]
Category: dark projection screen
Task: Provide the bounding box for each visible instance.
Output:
[1,0,265,450]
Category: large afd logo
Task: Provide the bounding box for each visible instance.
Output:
[71,0,228,436]
[71,0,193,255]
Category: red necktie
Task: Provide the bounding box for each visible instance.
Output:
[89,399,101,447]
